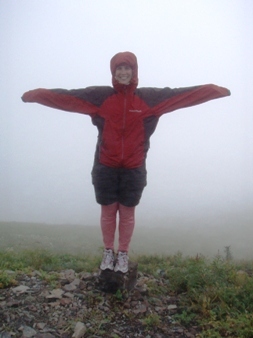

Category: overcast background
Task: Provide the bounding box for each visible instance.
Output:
[1,1,252,254]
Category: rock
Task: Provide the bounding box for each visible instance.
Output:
[12,285,30,294]
[185,332,196,338]
[0,267,198,337]
[168,304,178,310]
[78,281,86,290]
[72,322,86,338]
[0,332,12,338]
[20,325,37,337]
[63,283,77,291]
[36,323,47,330]
[46,289,64,299]
[97,261,138,293]
[135,285,148,296]
[60,298,72,306]
[132,302,148,314]
[34,334,56,338]
[149,297,163,306]
[63,292,74,298]
[61,277,80,292]
[63,269,76,282]
[71,278,80,286]
[25,295,36,303]
[130,288,144,301]
[80,272,93,280]
[155,306,166,313]
[6,300,20,307]
[172,326,184,333]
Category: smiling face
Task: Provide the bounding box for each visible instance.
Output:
[110,52,138,90]
[114,64,133,85]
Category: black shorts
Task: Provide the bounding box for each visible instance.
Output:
[91,163,147,207]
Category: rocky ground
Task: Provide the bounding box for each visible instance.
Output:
[0,268,201,338]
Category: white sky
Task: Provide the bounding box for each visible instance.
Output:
[1,0,252,227]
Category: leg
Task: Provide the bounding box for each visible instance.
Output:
[114,204,135,273]
[114,166,145,273]
[118,204,135,252]
[100,202,119,271]
[118,167,144,251]
[100,202,119,251]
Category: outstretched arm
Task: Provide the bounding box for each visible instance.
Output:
[145,84,231,117]
[21,87,113,116]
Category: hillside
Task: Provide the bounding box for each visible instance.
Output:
[1,220,253,260]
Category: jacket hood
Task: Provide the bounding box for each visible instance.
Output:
[110,51,138,91]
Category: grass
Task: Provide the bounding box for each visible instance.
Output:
[1,249,253,337]
[0,248,101,272]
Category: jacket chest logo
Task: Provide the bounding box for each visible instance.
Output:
[129,109,142,113]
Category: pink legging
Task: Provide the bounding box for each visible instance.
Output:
[100,202,135,252]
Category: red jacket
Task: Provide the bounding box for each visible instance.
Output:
[22,52,230,169]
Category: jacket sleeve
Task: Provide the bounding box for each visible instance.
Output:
[21,88,100,116]
[148,84,231,117]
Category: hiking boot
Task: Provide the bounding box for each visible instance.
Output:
[100,249,114,271]
[114,251,129,273]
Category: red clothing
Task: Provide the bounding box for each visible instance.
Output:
[22,52,230,169]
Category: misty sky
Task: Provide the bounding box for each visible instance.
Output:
[1,0,252,227]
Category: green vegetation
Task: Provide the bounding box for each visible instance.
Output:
[0,249,101,273]
[142,313,161,327]
[1,249,253,337]
[139,252,253,337]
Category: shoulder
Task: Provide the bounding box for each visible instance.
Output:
[69,86,114,97]
[85,86,115,94]
[69,86,116,107]
[135,87,174,107]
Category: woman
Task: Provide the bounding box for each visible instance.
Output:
[22,51,230,273]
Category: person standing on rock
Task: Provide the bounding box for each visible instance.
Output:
[22,51,230,273]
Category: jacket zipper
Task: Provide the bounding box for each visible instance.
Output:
[121,88,127,162]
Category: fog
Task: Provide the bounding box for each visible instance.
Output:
[1,1,253,256]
